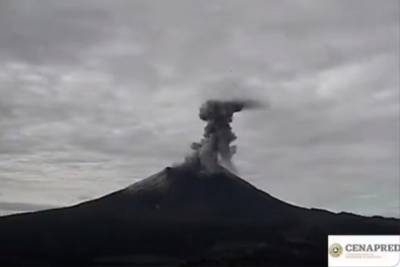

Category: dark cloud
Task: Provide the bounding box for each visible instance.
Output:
[0,0,398,217]
[186,99,264,173]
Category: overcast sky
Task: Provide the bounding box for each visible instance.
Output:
[0,0,398,217]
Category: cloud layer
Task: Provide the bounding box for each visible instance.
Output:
[0,0,398,217]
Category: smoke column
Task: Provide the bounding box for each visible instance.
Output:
[187,99,262,173]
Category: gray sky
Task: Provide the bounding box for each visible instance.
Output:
[0,0,398,217]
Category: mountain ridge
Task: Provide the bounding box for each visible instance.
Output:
[0,166,398,266]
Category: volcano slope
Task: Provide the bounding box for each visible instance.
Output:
[0,166,398,266]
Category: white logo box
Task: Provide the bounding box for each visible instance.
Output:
[328,235,400,267]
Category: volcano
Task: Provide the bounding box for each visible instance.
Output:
[0,166,398,266]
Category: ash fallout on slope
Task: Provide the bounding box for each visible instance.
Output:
[186,99,264,173]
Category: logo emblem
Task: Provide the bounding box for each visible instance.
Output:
[329,243,343,257]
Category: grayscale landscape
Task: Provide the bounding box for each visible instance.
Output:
[0,1,399,266]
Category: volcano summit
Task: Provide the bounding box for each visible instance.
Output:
[0,100,398,266]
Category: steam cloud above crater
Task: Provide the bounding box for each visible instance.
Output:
[186,99,264,173]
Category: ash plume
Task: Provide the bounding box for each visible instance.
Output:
[187,99,263,173]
